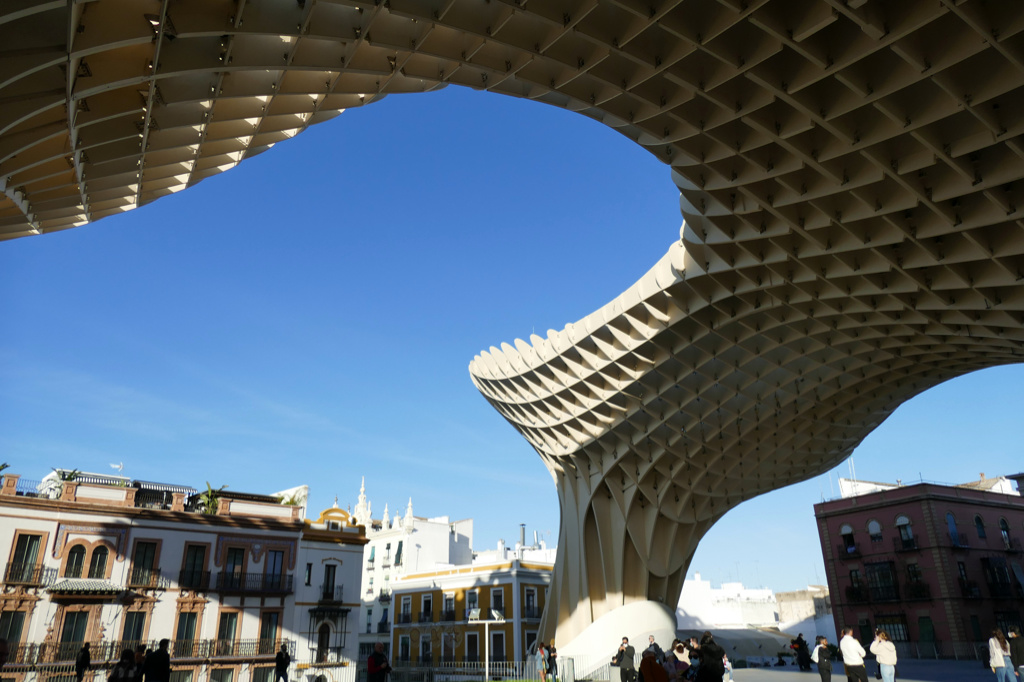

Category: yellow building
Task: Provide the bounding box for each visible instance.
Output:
[390,557,553,666]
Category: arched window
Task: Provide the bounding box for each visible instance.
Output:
[895,515,914,549]
[868,520,882,542]
[999,518,1012,548]
[947,513,961,546]
[839,524,856,552]
[65,545,86,578]
[89,546,109,579]
[975,515,986,539]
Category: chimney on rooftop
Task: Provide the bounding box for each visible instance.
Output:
[980,472,986,480]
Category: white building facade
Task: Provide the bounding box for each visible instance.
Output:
[0,469,364,682]
[348,480,472,661]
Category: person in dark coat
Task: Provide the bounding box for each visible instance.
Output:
[694,632,724,682]
[1009,626,1024,676]
[76,643,91,682]
[547,645,558,681]
[275,644,291,682]
[367,642,391,682]
[612,637,637,682]
[792,634,812,671]
[143,640,170,682]
[646,636,665,664]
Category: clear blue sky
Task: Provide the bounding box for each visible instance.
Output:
[1,86,1022,592]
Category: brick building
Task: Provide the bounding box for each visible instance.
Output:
[814,473,1024,656]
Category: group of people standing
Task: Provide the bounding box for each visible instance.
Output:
[532,642,557,681]
[75,640,172,682]
[987,626,1024,682]
[612,633,730,682]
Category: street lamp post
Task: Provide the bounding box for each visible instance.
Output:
[468,608,505,682]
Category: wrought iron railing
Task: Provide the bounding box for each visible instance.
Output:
[214,572,293,594]
[837,542,861,558]
[319,584,344,602]
[4,562,52,585]
[396,612,413,624]
[893,537,918,552]
[522,606,542,619]
[127,568,165,589]
[178,569,211,591]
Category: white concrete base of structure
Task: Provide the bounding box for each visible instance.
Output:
[557,600,678,659]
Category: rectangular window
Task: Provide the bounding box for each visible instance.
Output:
[169,671,193,682]
[176,612,197,641]
[491,588,504,616]
[305,563,312,586]
[259,612,280,654]
[218,612,238,640]
[265,550,284,590]
[182,545,207,590]
[874,614,909,642]
[0,611,25,644]
[525,631,537,652]
[123,612,146,643]
[491,631,505,661]
[420,638,432,663]
[366,608,373,634]
[399,635,411,661]
[132,541,158,586]
[421,595,433,622]
[210,670,233,682]
[442,632,456,662]
[61,612,88,643]
[323,564,337,599]
[395,541,403,566]
[465,632,479,662]
[10,534,42,582]
[224,548,245,589]
[865,562,899,601]
[252,668,274,682]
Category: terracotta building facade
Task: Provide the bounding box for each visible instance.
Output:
[814,474,1024,657]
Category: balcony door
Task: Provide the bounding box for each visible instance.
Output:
[183,546,207,590]
[60,611,88,660]
[225,548,245,589]
[259,611,279,654]
[323,564,336,600]
[217,612,238,655]
[266,550,284,590]
[12,535,41,580]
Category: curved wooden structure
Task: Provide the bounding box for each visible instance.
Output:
[5,0,1024,648]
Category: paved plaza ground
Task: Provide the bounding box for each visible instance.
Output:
[733,660,996,682]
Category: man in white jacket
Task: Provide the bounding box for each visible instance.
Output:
[839,628,868,682]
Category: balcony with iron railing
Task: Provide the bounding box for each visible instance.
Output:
[1002,536,1022,554]
[396,612,413,625]
[319,584,344,602]
[418,612,433,623]
[377,622,391,634]
[868,584,900,602]
[440,609,457,622]
[522,606,542,619]
[378,589,391,604]
[178,570,211,591]
[215,572,293,595]
[837,543,861,558]
[381,555,391,568]
[987,581,1017,599]
[366,559,375,571]
[949,533,969,549]
[904,581,932,600]
[893,537,918,552]
[127,567,167,589]
[4,562,54,586]
[845,584,870,603]
[958,577,982,598]
[6,639,295,664]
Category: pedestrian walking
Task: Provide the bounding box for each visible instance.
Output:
[547,644,558,682]
[694,632,724,682]
[76,643,91,682]
[143,640,171,682]
[536,642,548,682]
[1008,627,1024,677]
[990,629,1014,682]
[367,642,391,682]
[275,644,291,682]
